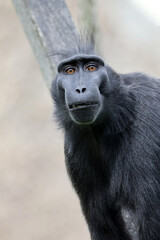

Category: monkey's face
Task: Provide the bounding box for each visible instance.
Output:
[57,55,108,125]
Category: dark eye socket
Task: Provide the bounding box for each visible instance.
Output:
[85,64,98,72]
[64,67,76,75]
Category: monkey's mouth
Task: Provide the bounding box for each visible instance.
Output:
[69,102,99,110]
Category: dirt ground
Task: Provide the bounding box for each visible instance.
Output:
[0,1,160,240]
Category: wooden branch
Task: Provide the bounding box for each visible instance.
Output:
[12,0,77,88]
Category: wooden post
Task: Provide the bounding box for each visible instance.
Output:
[12,0,77,89]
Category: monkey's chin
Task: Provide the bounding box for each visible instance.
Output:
[69,105,100,125]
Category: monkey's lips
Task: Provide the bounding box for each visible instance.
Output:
[68,101,101,124]
[68,101,99,110]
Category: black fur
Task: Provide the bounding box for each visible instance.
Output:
[51,36,160,240]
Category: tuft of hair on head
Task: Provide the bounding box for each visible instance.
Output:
[73,27,96,56]
[47,28,96,63]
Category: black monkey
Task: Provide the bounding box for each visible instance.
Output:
[51,35,160,240]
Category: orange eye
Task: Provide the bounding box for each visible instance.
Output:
[65,68,75,75]
[86,65,97,72]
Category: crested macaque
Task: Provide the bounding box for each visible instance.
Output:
[51,35,160,240]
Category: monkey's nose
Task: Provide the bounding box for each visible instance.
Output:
[75,87,86,93]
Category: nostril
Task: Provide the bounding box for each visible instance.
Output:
[82,87,86,93]
[76,88,81,93]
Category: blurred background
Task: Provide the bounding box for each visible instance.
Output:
[0,0,160,239]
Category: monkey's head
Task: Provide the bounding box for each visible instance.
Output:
[55,54,108,125]
[51,34,132,130]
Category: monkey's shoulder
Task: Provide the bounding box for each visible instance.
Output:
[121,71,160,89]
[121,72,160,106]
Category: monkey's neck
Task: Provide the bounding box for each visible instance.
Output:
[64,123,127,199]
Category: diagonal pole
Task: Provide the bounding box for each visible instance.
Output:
[12,0,77,88]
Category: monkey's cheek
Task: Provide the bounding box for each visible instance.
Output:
[69,105,101,125]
